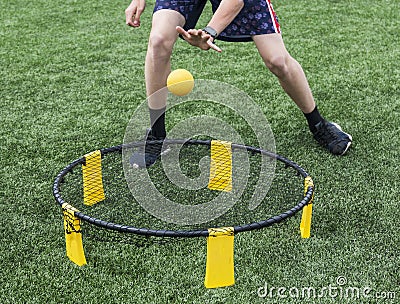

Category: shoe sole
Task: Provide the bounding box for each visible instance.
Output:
[130,146,171,169]
[331,123,353,156]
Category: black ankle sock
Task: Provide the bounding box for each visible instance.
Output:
[149,107,166,138]
[303,106,324,132]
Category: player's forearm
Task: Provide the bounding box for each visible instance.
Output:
[206,0,244,36]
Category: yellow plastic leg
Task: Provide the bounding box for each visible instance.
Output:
[204,227,235,288]
[82,150,105,206]
[208,140,232,192]
[300,176,314,238]
[62,203,87,266]
[300,204,313,238]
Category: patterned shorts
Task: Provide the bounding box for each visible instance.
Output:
[153,0,280,42]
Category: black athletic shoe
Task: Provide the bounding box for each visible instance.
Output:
[312,120,352,155]
[129,129,168,168]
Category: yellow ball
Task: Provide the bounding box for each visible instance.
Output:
[167,69,194,96]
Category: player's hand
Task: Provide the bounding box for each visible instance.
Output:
[125,0,146,27]
[176,26,222,53]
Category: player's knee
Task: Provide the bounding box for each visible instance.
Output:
[265,55,289,78]
[148,32,174,58]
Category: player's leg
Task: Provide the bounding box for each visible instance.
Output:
[130,10,184,168]
[253,34,352,155]
[131,0,208,168]
[145,10,185,138]
[146,10,185,109]
[253,34,315,113]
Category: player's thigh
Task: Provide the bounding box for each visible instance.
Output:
[252,34,290,64]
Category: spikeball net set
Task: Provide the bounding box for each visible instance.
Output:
[52,79,315,288]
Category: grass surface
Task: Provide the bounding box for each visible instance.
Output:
[1,0,399,303]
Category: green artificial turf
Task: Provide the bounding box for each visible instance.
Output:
[1,0,399,303]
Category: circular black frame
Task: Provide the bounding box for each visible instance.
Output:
[53,139,314,238]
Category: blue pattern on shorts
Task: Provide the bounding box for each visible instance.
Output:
[154,0,280,42]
